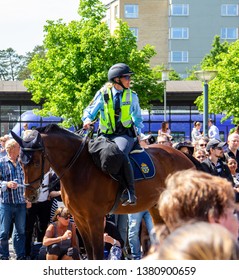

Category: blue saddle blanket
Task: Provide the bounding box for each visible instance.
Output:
[129,150,155,181]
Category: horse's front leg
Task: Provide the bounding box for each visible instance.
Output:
[91,230,104,260]
[74,218,94,260]
[76,216,104,260]
[88,215,105,260]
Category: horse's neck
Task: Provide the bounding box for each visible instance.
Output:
[44,135,85,170]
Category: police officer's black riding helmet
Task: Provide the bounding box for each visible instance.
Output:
[108,63,134,82]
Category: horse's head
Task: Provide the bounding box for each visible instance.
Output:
[11,130,48,203]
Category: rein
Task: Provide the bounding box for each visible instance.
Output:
[23,129,90,192]
[46,130,88,192]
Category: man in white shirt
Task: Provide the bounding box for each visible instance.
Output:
[208,118,220,140]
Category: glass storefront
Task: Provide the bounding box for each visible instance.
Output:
[142,105,234,142]
[0,105,41,136]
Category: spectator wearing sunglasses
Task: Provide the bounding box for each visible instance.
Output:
[201,140,234,184]
[42,207,80,260]
[156,135,172,146]
[193,148,207,163]
[194,137,209,150]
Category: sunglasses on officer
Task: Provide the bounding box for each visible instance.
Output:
[122,75,131,81]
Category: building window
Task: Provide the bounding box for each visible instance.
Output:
[221,4,238,16]
[171,4,189,16]
[170,28,189,39]
[124,4,138,18]
[130,27,138,40]
[106,8,110,28]
[170,51,188,63]
[221,27,238,39]
[114,5,119,19]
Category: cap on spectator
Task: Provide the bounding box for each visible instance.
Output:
[206,139,226,152]
[175,141,194,154]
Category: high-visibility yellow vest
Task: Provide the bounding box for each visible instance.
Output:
[99,88,133,134]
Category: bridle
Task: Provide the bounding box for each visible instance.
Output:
[22,130,89,192]
[21,146,45,191]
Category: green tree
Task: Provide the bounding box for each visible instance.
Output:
[195,37,239,123]
[18,46,46,80]
[0,48,25,81]
[24,1,161,129]
[202,36,229,67]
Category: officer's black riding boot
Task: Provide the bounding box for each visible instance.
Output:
[120,158,137,206]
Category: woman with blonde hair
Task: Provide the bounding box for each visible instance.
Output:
[158,222,239,260]
[42,207,80,260]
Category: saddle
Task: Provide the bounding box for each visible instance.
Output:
[129,148,155,181]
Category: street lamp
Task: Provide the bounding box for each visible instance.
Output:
[161,69,171,121]
[194,70,217,137]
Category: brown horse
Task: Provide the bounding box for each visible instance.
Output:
[11,124,194,260]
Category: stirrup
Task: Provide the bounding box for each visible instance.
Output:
[122,197,137,206]
[121,189,137,206]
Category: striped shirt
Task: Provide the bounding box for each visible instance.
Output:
[0,155,25,204]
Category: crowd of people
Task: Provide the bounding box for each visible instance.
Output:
[0,124,238,261]
[0,128,76,260]
[150,169,239,260]
[0,62,239,261]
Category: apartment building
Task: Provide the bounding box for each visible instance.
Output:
[104,0,239,77]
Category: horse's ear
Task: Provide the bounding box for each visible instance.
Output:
[32,131,42,147]
[11,130,24,148]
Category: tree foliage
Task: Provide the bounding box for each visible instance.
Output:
[17,46,46,80]
[195,36,239,124]
[24,1,161,129]
[0,48,25,81]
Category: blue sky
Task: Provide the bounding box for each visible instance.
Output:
[0,0,80,55]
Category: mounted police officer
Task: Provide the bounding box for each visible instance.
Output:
[82,63,144,206]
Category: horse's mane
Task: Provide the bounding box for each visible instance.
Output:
[183,153,205,171]
[36,124,79,138]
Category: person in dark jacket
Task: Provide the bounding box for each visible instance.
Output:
[201,139,234,185]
